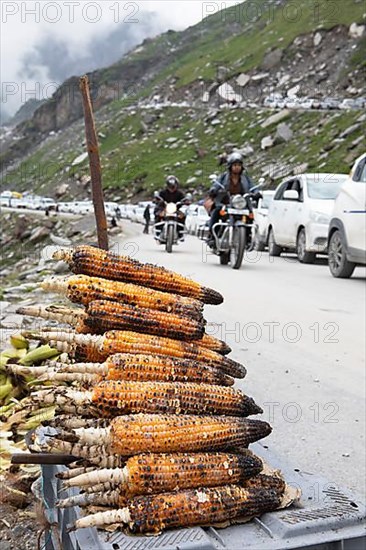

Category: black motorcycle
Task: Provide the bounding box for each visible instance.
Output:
[209,186,262,269]
[153,197,188,253]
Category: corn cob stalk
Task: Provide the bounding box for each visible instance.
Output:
[62,450,263,495]
[10,353,235,387]
[23,330,246,378]
[91,380,262,417]
[53,246,223,304]
[42,275,204,320]
[71,474,285,533]
[49,414,272,456]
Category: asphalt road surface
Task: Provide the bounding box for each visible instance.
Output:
[116,226,366,502]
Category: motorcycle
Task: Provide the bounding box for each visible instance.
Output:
[153,197,188,253]
[208,185,262,269]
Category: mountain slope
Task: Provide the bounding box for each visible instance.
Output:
[1,0,365,197]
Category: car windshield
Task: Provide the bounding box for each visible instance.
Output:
[306,175,348,199]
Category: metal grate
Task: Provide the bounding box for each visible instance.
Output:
[101,526,207,550]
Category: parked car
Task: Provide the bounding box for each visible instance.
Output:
[252,190,275,251]
[267,173,349,263]
[320,98,340,110]
[328,153,366,278]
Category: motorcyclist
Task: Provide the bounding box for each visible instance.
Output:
[206,152,256,246]
[154,175,186,237]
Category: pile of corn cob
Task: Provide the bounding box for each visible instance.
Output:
[5,245,296,534]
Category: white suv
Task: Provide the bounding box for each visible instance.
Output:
[328,153,366,278]
[268,173,348,263]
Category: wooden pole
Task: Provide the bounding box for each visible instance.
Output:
[79,75,109,250]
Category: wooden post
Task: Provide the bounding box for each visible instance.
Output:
[79,75,109,250]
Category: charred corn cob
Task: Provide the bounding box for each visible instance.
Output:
[12,353,235,386]
[84,300,205,341]
[62,450,263,495]
[42,275,204,320]
[199,333,231,355]
[44,414,271,456]
[53,246,223,304]
[71,474,285,533]
[25,380,261,417]
[19,301,206,341]
[91,380,262,417]
[23,330,246,378]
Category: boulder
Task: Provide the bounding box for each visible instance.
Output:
[274,123,293,143]
[261,136,274,150]
[313,32,322,46]
[261,109,290,128]
[236,73,251,87]
[261,48,283,70]
[55,183,69,197]
[28,226,51,243]
[349,23,365,38]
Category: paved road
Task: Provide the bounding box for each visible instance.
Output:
[116,226,366,501]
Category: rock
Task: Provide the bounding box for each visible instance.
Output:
[261,109,290,128]
[49,234,72,246]
[313,32,322,46]
[293,163,309,175]
[79,174,91,187]
[349,135,364,149]
[349,23,365,39]
[217,66,230,82]
[339,123,361,139]
[261,48,283,70]
[13,216,30,240]
[98,132,106,139]
[251,72,269,82]
[166,137,178,143]
[211,119,221,126]
[238,144,254,156]
[0,314,24,329]
[278,74,290,86]
[0,540,11,550]
[186,176,197,184]
[236,73,251,87]
[261,136,274,150]
[71,152,88,166]
[28,226,51,243]
[55,182,69,198]
[274,123,293,143]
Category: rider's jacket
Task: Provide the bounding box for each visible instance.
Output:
[209,172,253,206]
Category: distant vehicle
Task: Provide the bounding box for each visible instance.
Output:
[320,98,340,110]
[33,197,57,211]
[252,190,275,251]
[185,204,199,234]
[263,93,283,109]
[328,153,366,278]
[267,173,349,263]
[339,98,356,111]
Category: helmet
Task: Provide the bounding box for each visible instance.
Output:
[166,175,179,190]
[227,152,244,168]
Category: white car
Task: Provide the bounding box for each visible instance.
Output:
[253,190,275,251]
[268,173,349,263]
[328,153,366,278]
[185,204,199,234]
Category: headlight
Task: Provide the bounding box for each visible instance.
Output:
[166,203,177,215]
[232,195,246,209]
[309,211,330,224]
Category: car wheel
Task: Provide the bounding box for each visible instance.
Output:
[296,229,316,264]
[268,228,281,257]
[328,230,356,278]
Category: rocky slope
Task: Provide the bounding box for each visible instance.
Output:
[0,0,365,199]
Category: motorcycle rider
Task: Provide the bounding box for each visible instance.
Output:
[206,152,255,247]
[154,175,186,238]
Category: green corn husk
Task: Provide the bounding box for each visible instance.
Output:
[10,334,29,350]
[18,345,60,366]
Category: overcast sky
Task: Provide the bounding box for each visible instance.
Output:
[1,1,239,118]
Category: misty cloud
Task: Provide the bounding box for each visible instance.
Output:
[18,11,165,93]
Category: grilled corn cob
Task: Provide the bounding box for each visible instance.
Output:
[42,275,204,320]
[12,353,235,386]
[53,246,223,304]
[84,300,205,341]
[23,330,246,378]
[71,474,285,533]
[62,450,263,495]
[199,333,231,355]
[19,301,206,341]
[25,380,261,417]
[45,414,271,456]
